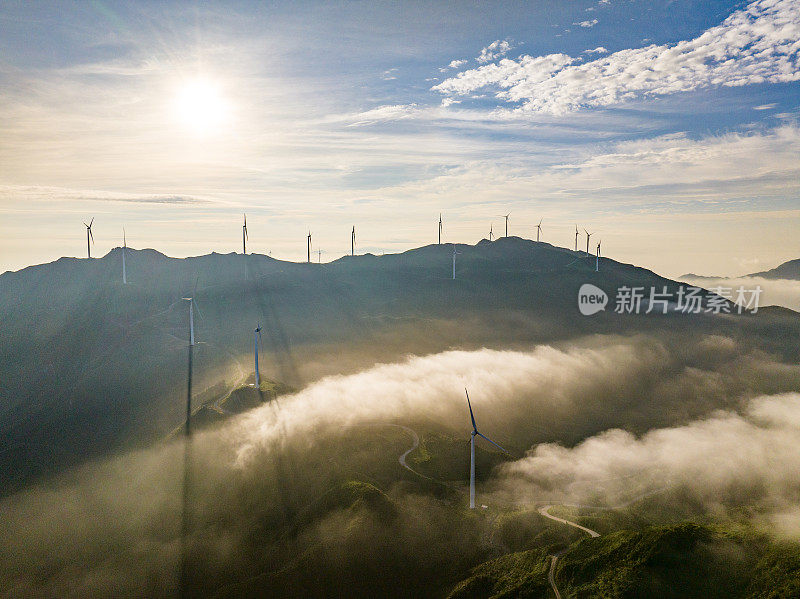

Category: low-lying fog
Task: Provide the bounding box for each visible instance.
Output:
[2,332,799,597]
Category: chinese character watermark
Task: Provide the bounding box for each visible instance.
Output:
[579,284,761,316]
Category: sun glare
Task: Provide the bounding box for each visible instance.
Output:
[172,77,230,135]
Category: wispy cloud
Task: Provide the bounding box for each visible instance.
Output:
[343,104,419,127]
[583,46,608,54]
[0,185,209,205]
[575,18,598,28]
[434,0,800,115]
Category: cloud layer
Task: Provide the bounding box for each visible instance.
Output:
[435,0,800,114]
[2,333,800,595]
[498,392,800,537]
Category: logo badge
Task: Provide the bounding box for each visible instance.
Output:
[578,283,608,316]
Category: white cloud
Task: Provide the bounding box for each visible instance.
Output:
[434,0,800,115]
[448,59,467,69]
[477,40,513,64]
[575,18,599,28]
[343,104,419,126]
[584,46,608,54]
[498,393,800,537]
[754,102,778,110]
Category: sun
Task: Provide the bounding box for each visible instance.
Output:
[172,77,230,135]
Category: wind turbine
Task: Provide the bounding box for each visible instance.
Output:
[242,214,248,255]
[351,225,356,256]
[452,245,462,280]
[498,213,510,237]
[596,240,601,272]
[489,223,494,241]
[254,324,262,388]
[438,213,443,245]
[181,296,197,435]
[318,248,323,263]
[536,218,543,242]
[122,228,127,284]
[584,229,593,256]
[466,388,507,509]
[83,218,94,258]
[307,231,312,263]
[574,225,579,252]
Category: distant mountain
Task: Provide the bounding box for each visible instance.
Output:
[749,258,800,280]
[681,258,800,281]
[0,237,797,494]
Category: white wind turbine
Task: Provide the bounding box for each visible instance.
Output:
[84,218,94,259]
[574,225,579,252]
[596,240,601,272]
[122,228,127,284]
[536,218,543,242]
[452,245,462,280]
[242,214,248,255]
[181,296,197,435]
[584,229,593,256]
[499,213,510,237]
[253,324,262,388]
[489,223,494,241]
[466,388,507,509]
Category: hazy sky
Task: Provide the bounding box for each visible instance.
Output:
[1,0,798,276]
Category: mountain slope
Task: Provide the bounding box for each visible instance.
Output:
[0,237,798,494]
[750,258,800,280]
[448,524,800,599]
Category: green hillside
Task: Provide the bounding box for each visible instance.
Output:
[449,523,800,599]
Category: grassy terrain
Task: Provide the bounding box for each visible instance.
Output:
[449,522,800,599]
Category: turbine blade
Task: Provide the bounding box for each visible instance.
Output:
[192,298,203,320]
[477,432,508,454]
[465,388,477,431]
[89,217,94,227]
[190,277,203,319]
[89,229,94,242]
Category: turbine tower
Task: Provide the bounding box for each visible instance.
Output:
[536,218,543,242]
[351,226,356,256]
[584,229,593,256]
[242,214,248,255]
[466,388,507,509]
[575,225,579,252]
[502,213,510,237]
[489,223,494,241]
[83,218,94,259]
[181,297,196,435]
[122,228,127,285]
[254,324,262,388]
[307,231,312,263]
[318,248,322,263]
[438,213,443,245]
[596,240,601,272]
[452,245,462,280]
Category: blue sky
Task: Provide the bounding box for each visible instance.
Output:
[1,0,798,276]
